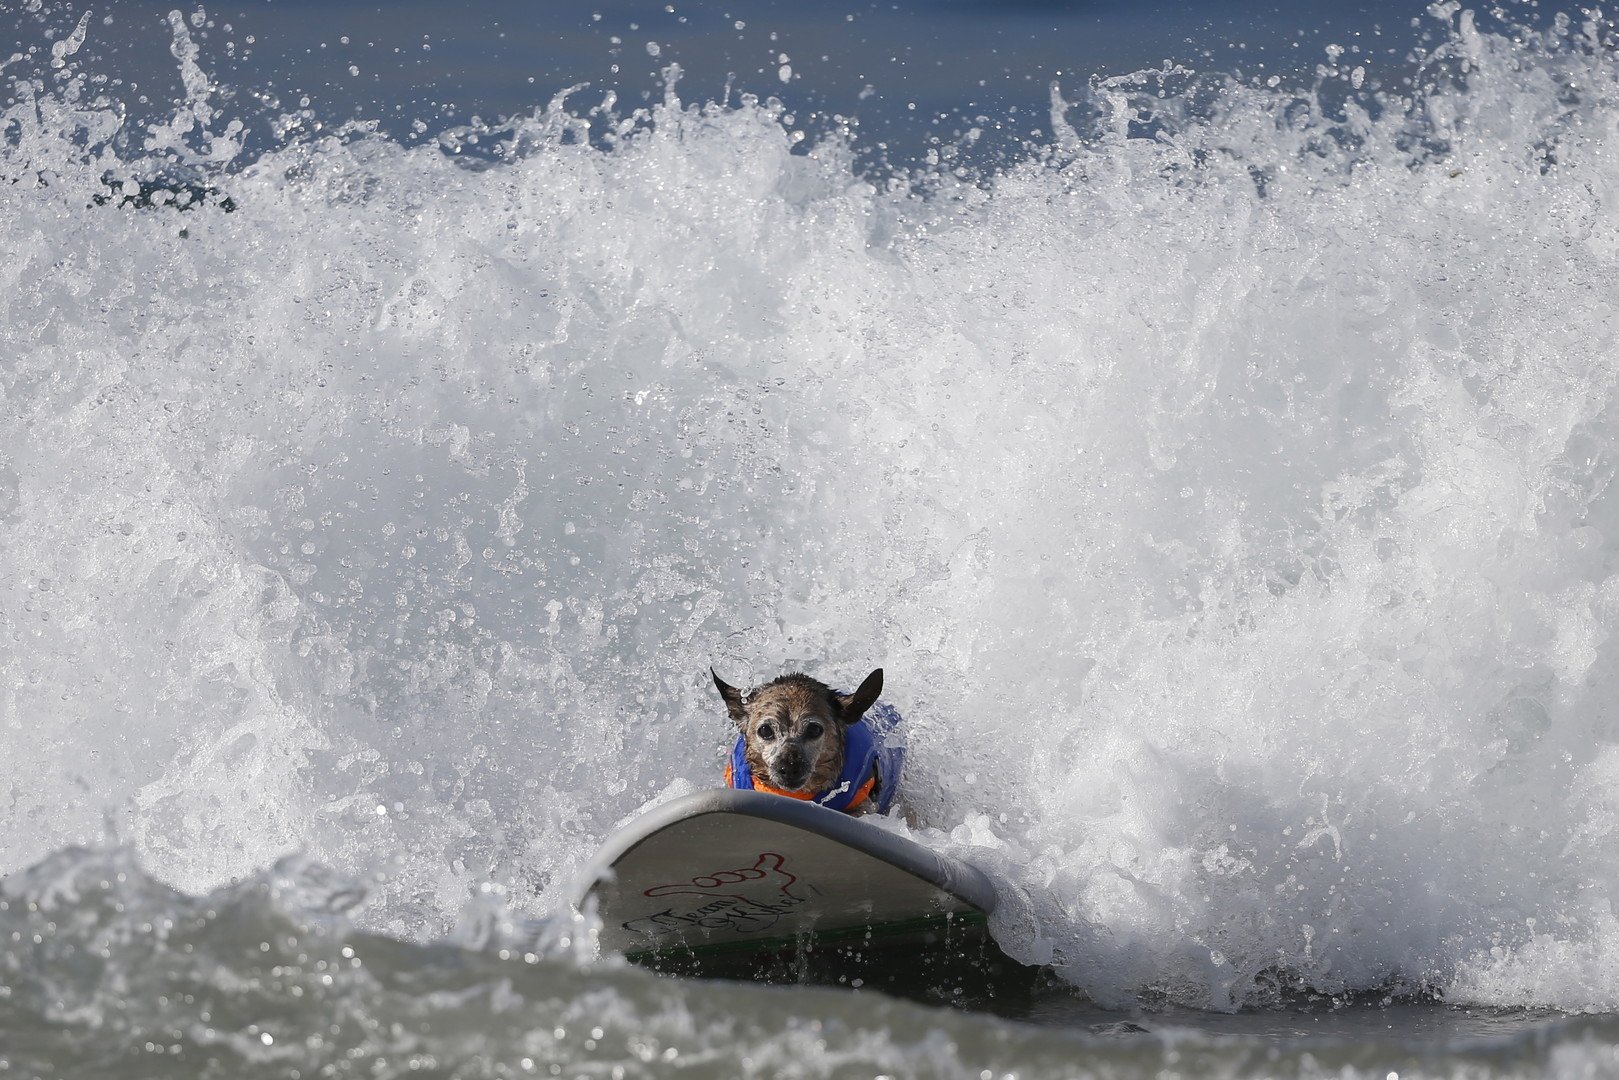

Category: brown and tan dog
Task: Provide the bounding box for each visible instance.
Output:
[713,668,899,814]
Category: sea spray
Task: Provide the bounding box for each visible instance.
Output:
[4,4,1619,1014]
[1,845,1615,1077]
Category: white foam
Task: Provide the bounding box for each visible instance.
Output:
[4,5,1619,1009]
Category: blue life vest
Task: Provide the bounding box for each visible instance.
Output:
[726,700,904,814]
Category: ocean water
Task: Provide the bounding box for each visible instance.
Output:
[7,0,1619,1075]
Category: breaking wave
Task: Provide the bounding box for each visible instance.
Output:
[5,1,1619,1019]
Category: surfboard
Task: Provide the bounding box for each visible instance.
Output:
[578,789,998,965]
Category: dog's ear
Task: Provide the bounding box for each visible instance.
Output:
[712,668,748,728]
[836,668,883,724]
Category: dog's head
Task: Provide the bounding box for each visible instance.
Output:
[711,667,884,795]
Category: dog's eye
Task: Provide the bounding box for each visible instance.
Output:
[803,722,824,740]
[757,724,776,740]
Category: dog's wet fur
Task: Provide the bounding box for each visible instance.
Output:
[712,668,884,797]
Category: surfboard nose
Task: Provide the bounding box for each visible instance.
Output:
[579,789,998,963]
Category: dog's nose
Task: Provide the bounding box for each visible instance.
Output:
[773,752,810,788]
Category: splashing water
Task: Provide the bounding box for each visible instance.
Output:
[18,845,1613,1080]
[5,3,1619,1021]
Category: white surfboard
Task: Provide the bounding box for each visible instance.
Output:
[578,789,997,961]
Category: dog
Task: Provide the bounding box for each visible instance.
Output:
[710,667,904,814]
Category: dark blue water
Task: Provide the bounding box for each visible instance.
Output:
[7,0,1584,166]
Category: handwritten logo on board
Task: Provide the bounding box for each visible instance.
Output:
[624,852,814,941]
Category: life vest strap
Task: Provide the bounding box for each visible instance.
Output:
[840,772,878,812]
[729,761,880,811]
